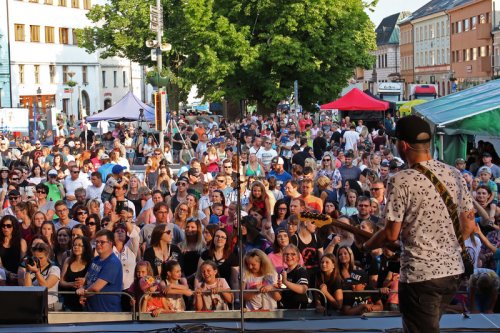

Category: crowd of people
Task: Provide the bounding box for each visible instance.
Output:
[0,109,499,318]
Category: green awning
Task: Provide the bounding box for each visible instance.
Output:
[412,79,500,136]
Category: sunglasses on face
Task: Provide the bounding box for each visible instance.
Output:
[86,221,96,226]
[1,224,13,229]
[31,246,45,252]
[36,190,46,194]
[77,211,88,216]
[10,178,19,181]
[164,230,172,235]
[8,196,19,200]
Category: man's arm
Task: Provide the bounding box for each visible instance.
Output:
[363,219,401,250]
[460,209,476,241]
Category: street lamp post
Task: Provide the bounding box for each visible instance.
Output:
[33,86,41,141]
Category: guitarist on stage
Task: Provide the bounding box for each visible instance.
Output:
[358,115,475,333]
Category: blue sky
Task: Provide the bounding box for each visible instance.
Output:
[366,0,431,27]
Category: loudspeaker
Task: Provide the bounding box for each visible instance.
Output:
[0,286,48,324]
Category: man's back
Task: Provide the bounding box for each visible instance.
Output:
[384,159,474,283]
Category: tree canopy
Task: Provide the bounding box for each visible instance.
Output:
[78,0,376,112]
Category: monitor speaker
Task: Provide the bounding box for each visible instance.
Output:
[0,286,48,324]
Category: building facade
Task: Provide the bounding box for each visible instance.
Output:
[7,0,144,130]
[399,17,415,99]
[0,0,12,108]
[449,0,494,90]
[412,13,452,97]
[364,12,410,93]
[490,0,499,78]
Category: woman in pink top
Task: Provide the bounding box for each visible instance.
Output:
[268,229,303,273]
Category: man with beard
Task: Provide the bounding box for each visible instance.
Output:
[360,115,475,333]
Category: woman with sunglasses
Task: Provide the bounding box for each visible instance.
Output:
[35,183,55,221]
[143,224,183,278]
[60,236,93,311]
[22,242,60,310]
[72,204,89,225]
[316,152,341,190]
[85,214,101,246]
[0,215,27,285]
[271,199,289,231]
[169,177,190,213]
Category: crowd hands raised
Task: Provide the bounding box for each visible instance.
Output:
[0,111,498,317]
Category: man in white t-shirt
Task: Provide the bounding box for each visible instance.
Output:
[257,138,278,172]
[64,165,90,208]
[342,125,360,152]
[86,171,105,201]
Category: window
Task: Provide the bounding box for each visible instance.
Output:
[430,25,435,39]
[480,14,486,24]
[472,16,478,29]
[424,26,428,40]
[466,49,470,61]
[45,26,54,43]
[443,49,447,64]
[436,50,440,64]
[34,65,40,84]
[71,0,79,8]
[473,47,478,61]
[102,70,106,88]
[441,22,445,37]
[30,25,40,42]
[384,54,387,68]
[113,71,118,87]
[83,0,91,9]
[14,24,25,41]
[436,23,440,38]
[464,19,469,32]
[44,0,53,4]
[72,29,78,45]
[480,46,487,57]
[49,65,56,83]
[59,28,69,44]
[82,65,87,84]
[19,65,24,84]
[63,65,69,83]
[122,71,127,87]
[58,0,66,6]
[457,21,462,33]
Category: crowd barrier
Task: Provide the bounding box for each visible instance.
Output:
[47,288,329,323]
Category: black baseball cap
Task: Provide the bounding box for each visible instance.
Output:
[395,115,431,144]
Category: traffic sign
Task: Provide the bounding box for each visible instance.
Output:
[150,5,163,31]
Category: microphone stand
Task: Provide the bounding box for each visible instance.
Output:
[236,101,244,332]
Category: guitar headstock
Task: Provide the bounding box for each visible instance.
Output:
[299,212,333,228]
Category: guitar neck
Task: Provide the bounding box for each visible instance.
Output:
[330,220,373,240]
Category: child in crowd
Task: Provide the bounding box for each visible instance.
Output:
[194,260,233,311]
[160,260,193,312]
[140,275,172,317]
[101,165,129,203]
[209,203,225,225]
[128,261,154,311]
[242,249,281,310]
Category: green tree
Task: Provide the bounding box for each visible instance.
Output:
[77,0,376,113]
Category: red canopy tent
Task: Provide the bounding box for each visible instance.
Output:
[320,88,389,111]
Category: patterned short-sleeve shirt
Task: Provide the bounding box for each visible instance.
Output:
[383,159,474,283]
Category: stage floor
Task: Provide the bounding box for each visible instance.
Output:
[1,314,500,333]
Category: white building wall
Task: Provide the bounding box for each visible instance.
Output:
[412,13,452,95]
[9,0,144,121]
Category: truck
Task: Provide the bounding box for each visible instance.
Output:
[376,82,404,103]
[408,84,438,101]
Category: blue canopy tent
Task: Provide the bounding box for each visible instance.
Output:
[412,79,500,164]
[86,91,155,122]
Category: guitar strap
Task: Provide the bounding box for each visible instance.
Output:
[412,163,472,274]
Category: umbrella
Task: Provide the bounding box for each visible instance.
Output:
[399,100,427,116]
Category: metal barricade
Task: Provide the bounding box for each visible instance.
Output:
[137,287,328,320]
[48,291,137,322]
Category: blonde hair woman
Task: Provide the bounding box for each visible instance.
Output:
[242,249,281,310]
[316,153,342,192]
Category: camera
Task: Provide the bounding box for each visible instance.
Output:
[26,256,40,268]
